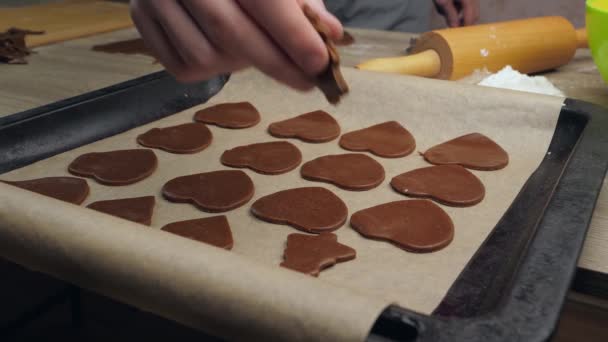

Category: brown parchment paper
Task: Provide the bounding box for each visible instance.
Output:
[0,68,564,341]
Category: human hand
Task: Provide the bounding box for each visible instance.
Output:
[434,0,480,27]
[130,0,343,90]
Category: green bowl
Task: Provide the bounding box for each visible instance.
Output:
[587,0,608,83]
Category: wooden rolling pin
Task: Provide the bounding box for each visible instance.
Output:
[357,17,588,80]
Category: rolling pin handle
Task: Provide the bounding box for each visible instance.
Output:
[356,49,442,78]
[576,28,588,49]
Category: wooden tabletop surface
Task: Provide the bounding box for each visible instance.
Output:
[1,27,608,279]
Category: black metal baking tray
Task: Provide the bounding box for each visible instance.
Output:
[0,71,229,173]
[1,71,607,342]
[369,99,608,342]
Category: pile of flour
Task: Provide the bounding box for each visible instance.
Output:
[478,65,564,97]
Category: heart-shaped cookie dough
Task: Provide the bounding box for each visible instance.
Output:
[221,141,302,175]
[163,170,254,213]
[339,121,415,158]
[137,122,212,154]
[301,153,384,191]
[391,165,485,207]
[68,149,157,185]
[422,133,509,170]
[194,102,261,129]
[268,110,340,143]
[351,200,454,253]
[251,187,347,233]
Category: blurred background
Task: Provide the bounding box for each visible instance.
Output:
[2,0,589,29]
[431,0,585,28]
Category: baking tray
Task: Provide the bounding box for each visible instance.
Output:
[1,71,607,341]
[0,71,229,172]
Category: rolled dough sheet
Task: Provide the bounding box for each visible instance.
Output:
[0,68,563,341]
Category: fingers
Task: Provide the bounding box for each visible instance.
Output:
[150,1,242,81]
[182,0,315,90]
[132,0,327,90]
[237,0,329,76]
[435,0,480,27]
[131,0,244,83]
[461,0,480,26]
[300,0,344,40]
[436,0,461,27]
[130,0,186,74]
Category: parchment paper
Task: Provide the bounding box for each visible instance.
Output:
[0,68,564,341]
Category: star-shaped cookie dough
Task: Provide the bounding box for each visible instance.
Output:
[280,232,356,276]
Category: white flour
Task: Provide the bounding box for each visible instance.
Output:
[478,65,564,97]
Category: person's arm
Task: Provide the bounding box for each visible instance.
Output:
[130,0,343,89]
[434,0,480,27]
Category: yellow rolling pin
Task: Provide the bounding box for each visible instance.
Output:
[357,17,588,80]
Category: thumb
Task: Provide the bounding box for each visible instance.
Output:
[300,0,344,41]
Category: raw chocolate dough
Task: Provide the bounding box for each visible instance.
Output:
[194,102,261,129]
[87,196,155,226]
[391,165,485,207]
[303,5,349,104]
[422,133,509,171]
[268,110,341,143]
[301,153,385,191]
[281,232,356,277]
[335,31,355,46]
[339,121,416,158]
[92,38,154,58]
[162,170,254,213]
[221,141,302,175]
[0,28,44,64]
[350,200,454,253]
[2,177,89,205]
[251,187,348,233]
[68,149,157,185]
[161,216,233,250]
[137,122,212,154]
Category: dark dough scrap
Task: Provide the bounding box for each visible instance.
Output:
[268,110,341,143]
[0,28,44,64]
[335,31,355,46]
[92,38,154,58]
[194,102,261,129]
[163,170,254,213]
[350,200,454,253]
[281,232,356,277]
[422,133,509,171]
[87,196,155,226]
[391,165,485,207]
[2,177,89,205]
[251,187,347,233]
[339,121,416,158]
[137,122,212,154]
[221,141,302,175]
[301,153,385,191]
[161,216,233,250]
[68,149,157,186]
[303,5,349,104]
